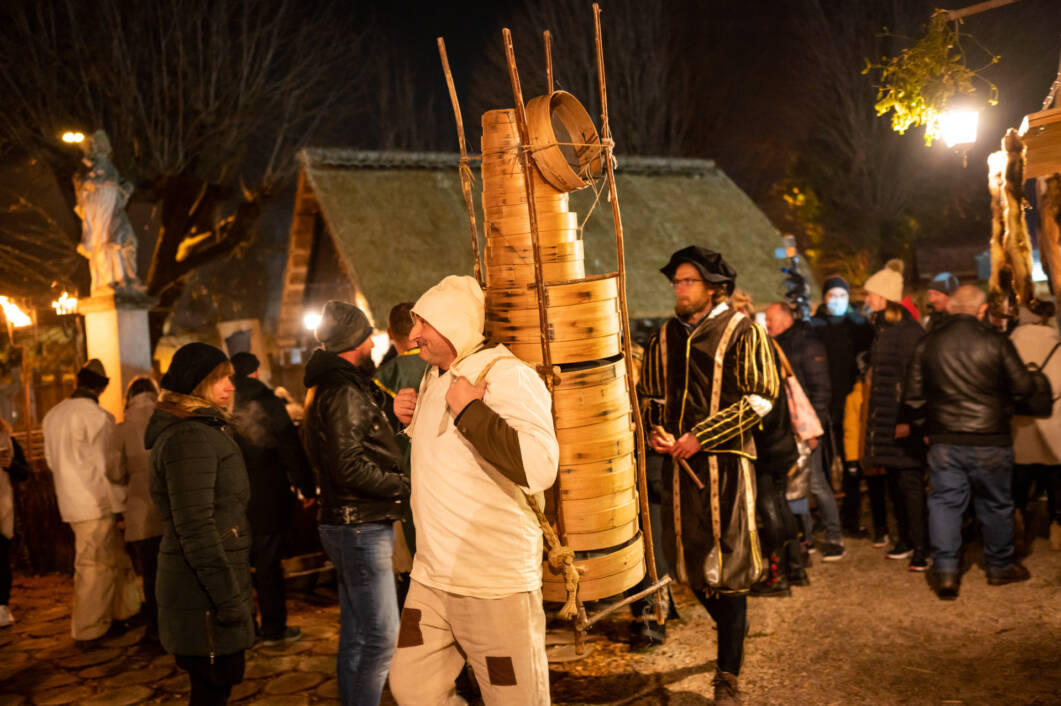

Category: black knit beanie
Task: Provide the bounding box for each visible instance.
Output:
[230,352,260,378]
[822,275,850,293]
[76,359,109,391]
[161,342,229,395]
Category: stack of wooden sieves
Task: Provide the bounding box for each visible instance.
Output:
[479,102,644,603]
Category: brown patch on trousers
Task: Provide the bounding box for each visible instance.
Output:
[397,609,423,647]
[486,656,517,686]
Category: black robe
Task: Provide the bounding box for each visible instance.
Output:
[638,306,779,593]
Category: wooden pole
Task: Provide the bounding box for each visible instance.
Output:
[502,25,580,633]
[592,2,664,626]
[544,30,554,94]
[940,0,1023,22]
[437,37,485,288]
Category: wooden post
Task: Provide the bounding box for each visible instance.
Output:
[592,2,665,626]
[544,30,554,94]
[437,37,485,288]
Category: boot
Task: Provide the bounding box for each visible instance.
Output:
[712,670,742,705]
[784,540,810,586]
[1013,509,1027,557]
[1050,523,1061,552]
[750,552,791,597]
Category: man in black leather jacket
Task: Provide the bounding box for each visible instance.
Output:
[904,285,1037,599]
[301,300,409,706]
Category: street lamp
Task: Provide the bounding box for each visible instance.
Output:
[939,109,979,149]
[61,132,85,144]
[303,312,322,331]
[51,292,78,316]
[0,297,32,328]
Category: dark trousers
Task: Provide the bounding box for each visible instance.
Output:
[130,536,161,638]
[888,467,928,553]
[250,532,287,639]
[690,588,746,676]
[1013,463,1061,521]
[176,651,245,706]
[0,535,10,605]
[866,474,889,537]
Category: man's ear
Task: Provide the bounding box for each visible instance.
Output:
[977,302,989,320]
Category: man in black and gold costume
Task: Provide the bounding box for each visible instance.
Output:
[638,246,779,706]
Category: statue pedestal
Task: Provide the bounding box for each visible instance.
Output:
[79,288,156,422]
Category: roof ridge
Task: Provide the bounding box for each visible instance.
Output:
[299,148,717,176]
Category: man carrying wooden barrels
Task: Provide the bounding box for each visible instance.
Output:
[638,246,780,706]
[389,274,559,705]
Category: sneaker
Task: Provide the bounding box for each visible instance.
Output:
[0,605,12,628]
[821,543,846,562]
[986,563,1031,586]
[261,626,302,647]
[885,542,913,560]
[712,670,742,706]
[872,533,889,548]
[908,553,931,572]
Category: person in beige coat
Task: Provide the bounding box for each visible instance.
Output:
[1009,306,1061,552]
[111,377,165,641]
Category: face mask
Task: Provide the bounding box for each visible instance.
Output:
[826,297,848,317]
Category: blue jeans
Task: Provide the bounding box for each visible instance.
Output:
[800,445,843,544]
[318,522,399,706]
[927,444,1015,574]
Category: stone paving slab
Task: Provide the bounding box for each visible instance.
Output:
[80,686,154,706]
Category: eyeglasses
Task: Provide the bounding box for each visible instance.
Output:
[670,278,705,288]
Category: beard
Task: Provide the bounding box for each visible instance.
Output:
[675,292,712,320]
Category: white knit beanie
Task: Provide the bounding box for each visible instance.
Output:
[412,275,485,361]
[863,259,905,303]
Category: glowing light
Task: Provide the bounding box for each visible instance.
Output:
[0,297,32,328]
[303,312,322,331]
[61,132,85,144]
[939,110,979,149]
[52,292,78,315]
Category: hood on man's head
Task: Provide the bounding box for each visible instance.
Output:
[412,275,485,361]
[660,245,737,293]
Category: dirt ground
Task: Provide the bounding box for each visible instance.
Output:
[1,532,1058,705]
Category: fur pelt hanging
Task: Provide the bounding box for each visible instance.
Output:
[987,128,1051,317]
[1038,173,1061,299]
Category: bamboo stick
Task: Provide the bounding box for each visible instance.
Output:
[437,37,484,287]
[544,30,554,93]
[592,2,664,626]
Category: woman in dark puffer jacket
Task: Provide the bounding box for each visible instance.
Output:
[861,261,929,570]
[146,343,255,706]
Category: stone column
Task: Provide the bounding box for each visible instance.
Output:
[78,288,156,422]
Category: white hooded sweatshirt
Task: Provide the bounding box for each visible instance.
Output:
[407,276,559,598]
[42,395,122,524]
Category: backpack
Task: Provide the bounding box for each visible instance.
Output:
[1014,342,1061,418]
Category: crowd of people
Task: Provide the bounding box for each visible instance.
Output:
[2,245,1059,706]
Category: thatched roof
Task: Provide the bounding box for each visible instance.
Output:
[281,149,789,341]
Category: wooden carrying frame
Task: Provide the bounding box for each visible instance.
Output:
[437,3,669,655]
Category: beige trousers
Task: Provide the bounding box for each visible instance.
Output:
[389,580,550,705]
[69,516,140,640]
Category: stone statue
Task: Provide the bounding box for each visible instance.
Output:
[74,130,140,294]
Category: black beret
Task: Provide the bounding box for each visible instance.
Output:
[660,246,737,293]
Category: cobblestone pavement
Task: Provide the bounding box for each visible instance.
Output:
[2,532,1060,704]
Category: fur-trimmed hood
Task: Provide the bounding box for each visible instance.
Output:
[144,391,227,449]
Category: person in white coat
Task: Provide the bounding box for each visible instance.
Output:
[42,359,139,643]
[389,275,559,705]
[1010,306,1061,552]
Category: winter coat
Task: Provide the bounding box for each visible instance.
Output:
[113,392,163,542]
[301,350,408,526]
[1,436,29,539]
[904,314,1037,446]
[146,396,255,658]
[230,376,316,535]
[774,320,832,426]
[863,307,925,469]
[42,391,123,524]
[752,347,798,479]
[811,305,874,424]
[1009,323,1061,463]
[843,379,866,463]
